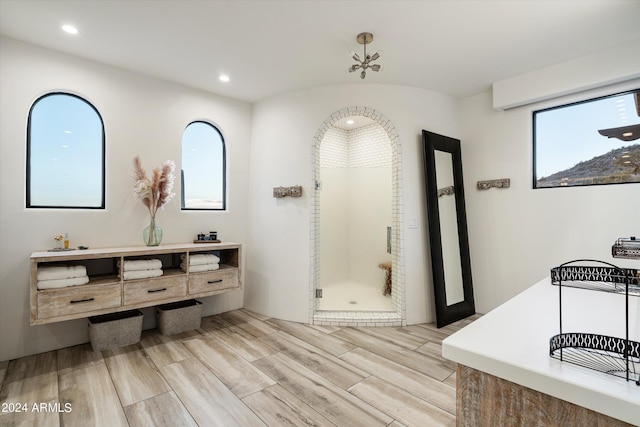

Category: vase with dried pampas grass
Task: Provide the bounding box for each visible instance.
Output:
[132,156,176,246]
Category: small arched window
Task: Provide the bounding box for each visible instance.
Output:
[181,121,226,210]
[27,93,105,208]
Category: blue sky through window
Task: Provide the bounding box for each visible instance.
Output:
[535,91,639,179]
[181,121,225,209]
[28,94,104,207]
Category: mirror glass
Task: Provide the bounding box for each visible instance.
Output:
[434,150,464,305]
[422,130,475,328]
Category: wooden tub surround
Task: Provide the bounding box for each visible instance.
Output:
[30,243,241,325]
[456,365,632,427]
[443,277,639,426]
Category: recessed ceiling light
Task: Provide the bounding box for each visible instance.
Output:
[62,25,78,35]
[346,119,354,125]
[219,74,230,83]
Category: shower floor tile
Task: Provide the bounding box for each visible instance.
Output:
[316,280,393,312]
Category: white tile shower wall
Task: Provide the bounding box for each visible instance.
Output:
[318,122,392,169]
[319,167,349,286]
[349,123,392,168]
[310,106,405,327]
[319,127,348,168]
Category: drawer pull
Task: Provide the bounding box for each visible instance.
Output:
[70,297,95,304]
[148,288,167,293]
[207,279,223,284]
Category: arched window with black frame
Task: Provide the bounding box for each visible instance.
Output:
[181,120,226,210]
[27,92,105,209]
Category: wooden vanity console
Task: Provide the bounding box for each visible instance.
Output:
[30,242,241,325]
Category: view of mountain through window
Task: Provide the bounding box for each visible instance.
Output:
[533,89,640,189]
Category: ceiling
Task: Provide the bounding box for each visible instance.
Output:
[1,0,639,103]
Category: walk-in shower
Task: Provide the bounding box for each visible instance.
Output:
[310,107,405,326]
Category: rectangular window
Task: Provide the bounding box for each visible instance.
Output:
[533,89,640,189]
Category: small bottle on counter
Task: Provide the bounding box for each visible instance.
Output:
[64,233,69,249]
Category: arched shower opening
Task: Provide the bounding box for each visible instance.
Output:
[310,107,405,326]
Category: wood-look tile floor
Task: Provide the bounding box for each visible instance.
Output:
[0,310,480,427]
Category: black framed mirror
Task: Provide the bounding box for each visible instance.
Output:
[422,130,475,328]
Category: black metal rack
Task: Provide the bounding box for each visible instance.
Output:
[612,237,640,260]
[549,259,640,385]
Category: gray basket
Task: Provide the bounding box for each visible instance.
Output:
[88,310,143,352]
[156,299,202,335]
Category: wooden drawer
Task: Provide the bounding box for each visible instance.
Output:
[37,283,121,319]
[123,276,187,305]
[189,268,238,295]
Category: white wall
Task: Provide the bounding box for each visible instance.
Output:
[0,37,252,361]
[244,84,460,325]
[459,79,640,314]
[493,39,640,110]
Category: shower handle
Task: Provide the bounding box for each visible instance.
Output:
[387,226,392,254]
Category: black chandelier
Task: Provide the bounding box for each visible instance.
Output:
[348,32,381,79]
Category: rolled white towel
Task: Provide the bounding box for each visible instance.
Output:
[37,275,89,290]
[119,269,163,280]
[181,254,220,266]
[37,265,87,281]
[117,259,162,271]
[181,263,219,273]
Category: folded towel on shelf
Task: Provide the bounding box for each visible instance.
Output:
[37,265,88,281]
[117,259,162,271]
[37,275,89,290]
[180,263,219,273]
[181,253,220,266]
[119,269,163,280]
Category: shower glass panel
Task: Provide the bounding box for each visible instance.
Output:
[317,117,393,311]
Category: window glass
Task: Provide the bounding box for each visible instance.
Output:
[27,93,105,208]
[533,89,640,188]
[181,121,226,210]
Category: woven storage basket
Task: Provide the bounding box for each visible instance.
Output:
[88,310,143,352]
[156,299,202,335]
